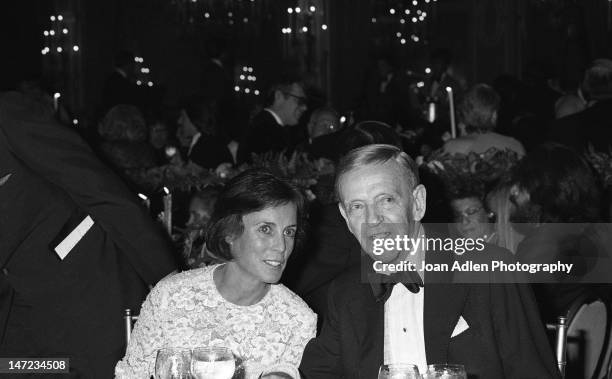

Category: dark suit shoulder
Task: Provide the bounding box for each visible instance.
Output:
[250,110,279,129]
[328,265,373,303]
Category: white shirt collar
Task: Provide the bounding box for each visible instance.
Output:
[188,132,202,156]
[264,108,284,126]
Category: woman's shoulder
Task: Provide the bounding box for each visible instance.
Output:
[270,284,316,319]
[153,266,214,294]
[477,132,525,154]
[442,136,475,155]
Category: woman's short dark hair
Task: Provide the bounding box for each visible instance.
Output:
[205,169,306,260]
[510,143,603,223]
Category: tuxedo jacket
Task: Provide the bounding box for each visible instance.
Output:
[0,92,177,378]
[237,110,290,164]
[283,203,362,324]
[548,99,612,153]
[299,243,561,379]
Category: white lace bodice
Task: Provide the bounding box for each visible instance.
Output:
[115,264,316,378]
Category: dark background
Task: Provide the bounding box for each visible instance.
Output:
[1,0,611,129]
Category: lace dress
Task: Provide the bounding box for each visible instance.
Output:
[115,264,317,378]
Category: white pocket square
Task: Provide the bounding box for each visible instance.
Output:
[0,173,11,187]
[451,316,469,338]
[54,215,94,260]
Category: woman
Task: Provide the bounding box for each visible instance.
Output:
[485,183,524,254]
[97,105,158,183]
[115,169,317,378]
[442,84,525,157]
[447,182,496,242]
[181,186,223,269]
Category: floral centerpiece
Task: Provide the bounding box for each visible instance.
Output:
[421,147,522,193]
[129,162,225,194]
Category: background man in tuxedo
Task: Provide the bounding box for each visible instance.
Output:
[548,59,612,153]
[299,144,559,378]
[0,92,177,378]
[237,75,308,163]
[102,50,139,112]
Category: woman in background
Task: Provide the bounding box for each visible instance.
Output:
[486,183,524,254]
[447,180,496,242]
[97,104,158,190]
[443,83,525,157]
[181,186,223,269]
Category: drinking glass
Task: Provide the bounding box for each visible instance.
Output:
[259,364,298,379]
[154,348,192,379]
[190,346,236,379]
[422,364,467,379]
[377,363,421,379]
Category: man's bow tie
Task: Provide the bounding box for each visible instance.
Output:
[368,270,424,302]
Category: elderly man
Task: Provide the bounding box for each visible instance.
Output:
[299,144,559,378]
[237,76,308,163]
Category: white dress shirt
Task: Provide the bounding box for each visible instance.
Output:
[384,284,427,374]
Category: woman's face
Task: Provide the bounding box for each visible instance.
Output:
[149,122,168,149]
[227,203,297,284]
[451,197,492,239]
[186,197,212,230]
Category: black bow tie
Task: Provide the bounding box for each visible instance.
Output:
[368,270,424,302]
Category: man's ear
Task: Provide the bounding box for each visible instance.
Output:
[224,235,234,246]
[411,184,427,221]
[273,89,284,104]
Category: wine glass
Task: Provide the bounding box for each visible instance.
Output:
[422,364,467,379]
[378,363,421,379]
[259,364,299,379]
[154,348,192,379]
[190,346,236,379]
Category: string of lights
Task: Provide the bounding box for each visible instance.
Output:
[42,14,79,56]
[282,4,327,35]
[134,56,154,87]
[234,65,260,96]
[41,12,81,126]
[371,0,437,45]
